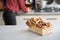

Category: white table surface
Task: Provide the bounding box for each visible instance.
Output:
[0,22,60,40]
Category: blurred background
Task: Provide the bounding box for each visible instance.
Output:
[0,0,60,25]
[0,0,60,12]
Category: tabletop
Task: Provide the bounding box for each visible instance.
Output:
[0,22,60,40]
